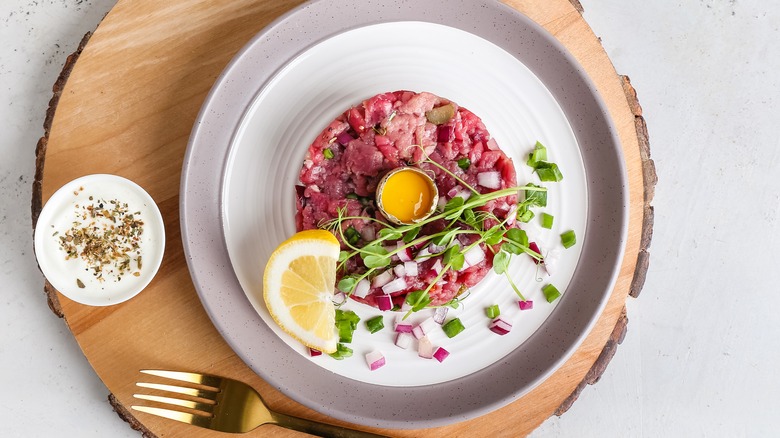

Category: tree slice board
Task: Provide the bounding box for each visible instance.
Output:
[32,0,654,436]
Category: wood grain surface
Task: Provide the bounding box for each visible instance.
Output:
[33,0,653,436]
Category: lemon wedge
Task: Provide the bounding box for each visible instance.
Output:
[263,229,340,354]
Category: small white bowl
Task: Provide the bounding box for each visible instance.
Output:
[34,174,165,306]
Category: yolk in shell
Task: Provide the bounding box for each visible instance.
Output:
[380,169,435,223]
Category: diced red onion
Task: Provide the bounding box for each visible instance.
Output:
[477,171,502,189]
[437,124,454,142]
[437,197,447,210]
[506,205,518,226]
[529,242,543,265]
[518,300,534,311]
[433,347,450,363]
[489,317,513,335]
[432,259,443,274]
[360,226,375,241]
[394,315,413,333]
[394,332,413,349]
[447,186,472,201]
[486,138,499,150]
[365,350,386,371]
[352,279,370,299]
[403,261,419,277]
[396,242,412,262]
[332,291,347,304]
[393,264,406,277]
[309,348,322,357]
[428,242,446,254]
[412,325,425,340]
[433,307,448,324]
[418,336,434,359]
[415,247,431,261]
[336,131,354,145]
[382,277,407,294]
[372,270,394,288]
[376,295,393,311]
[463,245,486,267]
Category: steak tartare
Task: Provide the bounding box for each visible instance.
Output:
[296,91,518,309]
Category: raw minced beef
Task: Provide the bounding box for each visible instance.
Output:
[296,91,518,309]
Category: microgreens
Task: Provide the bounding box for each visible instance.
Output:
[321,144,551,317]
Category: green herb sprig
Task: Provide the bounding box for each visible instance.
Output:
[323,144,551,316]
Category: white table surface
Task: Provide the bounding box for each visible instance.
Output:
[2,0,778,436]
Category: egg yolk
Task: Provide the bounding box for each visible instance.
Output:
[380,170,434,223]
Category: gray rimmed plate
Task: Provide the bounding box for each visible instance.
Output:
[181,0,627,429]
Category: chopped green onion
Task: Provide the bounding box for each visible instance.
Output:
[457,157,471,169]
[485,304,500,319]
[329,343,353,360]
[344,226,360,246]
[323,148,334,159]
[338,322,355,343]
[442,318,465,338]
[365,316,384,334]
[345,193,358,200]
[541,213,554,229]
[561,230,576,249]
[535,162,563,182]
[518,208,534,223]
[526,141,548,168]
[542,284,561,303]
[335,309,360,343]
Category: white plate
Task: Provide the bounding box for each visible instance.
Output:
[181,0,627,428]
[222,22,587,386]
[34,174,165,306]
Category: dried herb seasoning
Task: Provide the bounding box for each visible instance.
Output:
[56,197,144,282]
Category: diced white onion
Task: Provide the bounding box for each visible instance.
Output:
[360,226,376,241]
[396,242,412,262]
[428,242,446,254]
[418,317,437,335]
[382,277,407,294]
[543,249,560,276]
[352,279,370,299]
[372,270,393,288]
[395,332,413,349]
[477,171,501,189]
[418,336,434,359]
[447,186,472,201]
[433,307,448,324]
[414,247,431,261]
[463,245,486,267]
[506,205,518,226]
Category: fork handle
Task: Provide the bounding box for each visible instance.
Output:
[270,411,390,438]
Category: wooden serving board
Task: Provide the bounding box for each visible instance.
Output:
[33,0,655,436]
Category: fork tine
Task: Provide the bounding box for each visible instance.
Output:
[140,370,222,388]
[136,382,217,399]
[133,393,215,411]
[131,405,212,428]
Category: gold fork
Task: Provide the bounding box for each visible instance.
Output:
[131,370,389,437]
